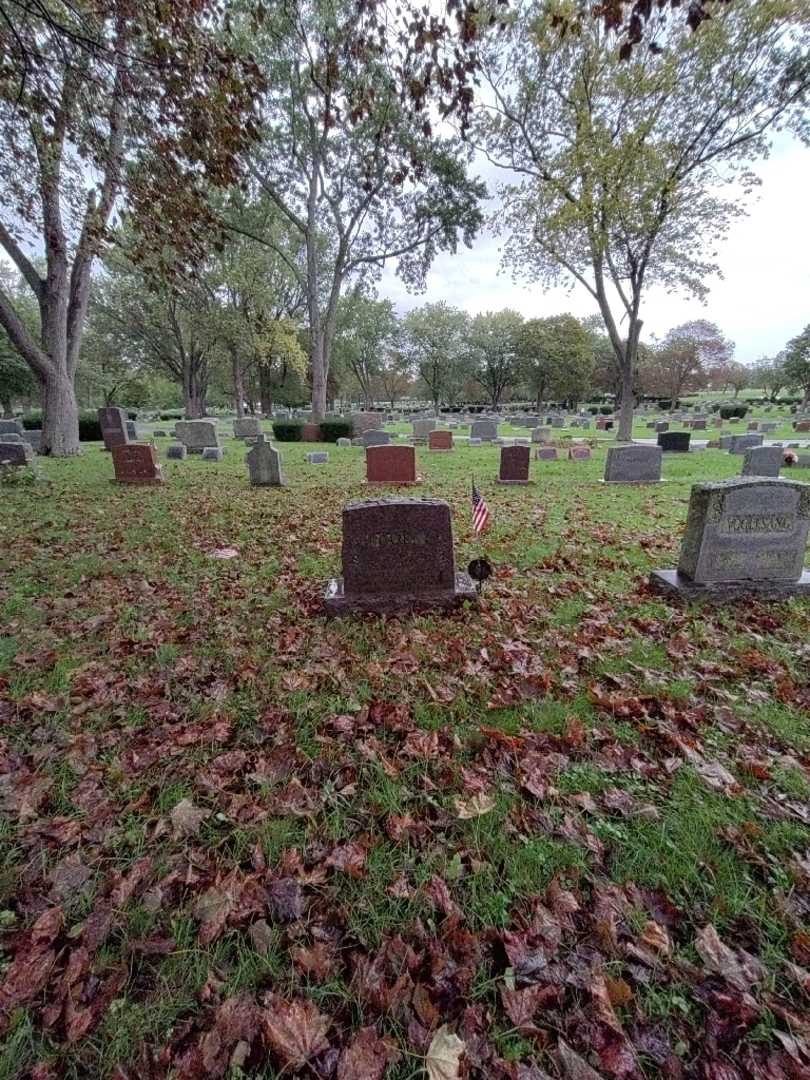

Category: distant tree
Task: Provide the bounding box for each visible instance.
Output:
[518,315,594,408]
[375,353,413,412]
[476,0,810,440]
[400,303,471,411]
[332,292,399,409]
[751,354,789,402]
[783,324,810,408]
[468,309,524,408]
[709,359,751,397]
[0,331,35,417]
[643,320,731,408]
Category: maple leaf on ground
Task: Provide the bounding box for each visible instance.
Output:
[262,995,330,1068]
[557,1039,604,1080]
[425,1025,465,1080]
[324,841,367,878]
[640,920,671,957]
[454,792,496,818]
[170,798,209,839]
[695,925,764,992]
[337,1025,398,1080]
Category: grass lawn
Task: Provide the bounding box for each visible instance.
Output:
[1,426,809,1079]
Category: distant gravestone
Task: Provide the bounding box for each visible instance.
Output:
[470,419,498,442]
[729,433,764,455]
[650,477,810,598]
[23,430,41,454]
[655,421,670,433]
[234,417,261,439]
[692,419,707,431]
[111,443,164,485]
[429,430,453,451]
[658,431,691,453]
[0,419,23,436]
[531,427,552,444]
[352,412,384,436]
[301,423,321,442]
[498,445,531,484]
[166,443,187,460]
[569,446,592,460]
[247,434,284,486]
[0,439,33,467]
[307,451,329,464]
[747,421,760,431]
[202,447,224,461]
[176,420,219,454]
[604,444,662,483]
[741,445,782,477]
[535,447,558,461]
[760,422,778,433]
[794,420,810,433]
[551,417,565,429]
[98,407,129,451]
[412,418,436,440]
[366,444,419,484]
[324,497,476,615]
[126,420,137,440]
[362,429,391,448]
[468,437,482,446]
[337,437,352,448]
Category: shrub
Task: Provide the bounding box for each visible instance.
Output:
[21,411,42,429]
[599,405,613,415]
[78,411,103,441]
[319,418,353,442]
[719,403,749,420]
[159,410,184,421]
[586,406,599,414]
[127,409,139,420]
[272,420,303,442]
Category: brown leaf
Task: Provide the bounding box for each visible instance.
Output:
[640,920,671,957]
[169,798,209,839]
[263,996,330,1068]
[454,792,496,818]
[338,1025,397,1080]
[325,841,367,878]
[695,925,764,992]
[558,1039,604,1080]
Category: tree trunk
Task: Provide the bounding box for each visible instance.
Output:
[616,359,635,441]
[232,351,245,417]
[1,396,13,418]
[41,368,80,455]
[311,331,328,421]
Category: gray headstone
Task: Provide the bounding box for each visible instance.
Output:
[176,420,220,453]
[651,477,810,596]
[337,438,352,448]
[470,419,498,442]
[234,417,261,439]
[729,434,764,455]
[307,451,329,464]
[126,420,137,440]
[604,444,662,483]
[202,446,224,461]
[98,406,130,451]
[531,427,552,444]
[153,429,168,438]
[246,434,284,486]
[166,443,187,460]
[362,429,391,448]
[468,437,482,446]
[0,419,23,436]
[412,418,436,439]
[22,430,41,453]
[0,438,33,466]
[741,445,783,478]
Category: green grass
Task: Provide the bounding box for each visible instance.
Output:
[0,427,808,1077]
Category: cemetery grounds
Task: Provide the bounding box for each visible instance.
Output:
[1,416,809,1079]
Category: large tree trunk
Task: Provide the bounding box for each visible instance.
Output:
[616,359,636,441]
[183,363,206,418]
[310,331,328,421]
[41,368,80,455]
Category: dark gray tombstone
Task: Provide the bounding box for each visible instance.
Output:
[729,434,764,455]
[247,434,284,486]
[658,431,691,453]
[361,429,391,448]
[176,420,220,454]
[166,443,187,460]
[234,417,262,439]
[604,444,662,483]
[651,477,810,598]
[498,445,531,484]
[324,498,477,615]
[202,447,224,461]
[98,406,129,451]
[470,419,498,442]
[0,439,33,466]
[0,419,23,436]
[741,445,782,478]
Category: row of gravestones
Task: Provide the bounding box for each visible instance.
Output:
[323,475,810,614]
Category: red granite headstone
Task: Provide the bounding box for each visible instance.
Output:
[323,498,476,615]
[498,445,531,483]
[428,430,453,451]
[568,446,591,460]
[112,443,164,485]
[366,444,419,484]
[98,406,129,451]
[301,423,321,442]
[795,421,810,432]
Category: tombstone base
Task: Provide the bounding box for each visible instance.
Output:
[649,569,810,601]
[496,479,533,485]
[111,477,165,486]
[366,478,423,486]
[324,572,477,616]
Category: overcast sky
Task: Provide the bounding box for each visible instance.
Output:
[380,132,810,366]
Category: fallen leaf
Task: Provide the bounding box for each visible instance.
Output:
[263,996,330,1068]
[338,1025,396,1080]
[454,792,496,818]
[425,1025,465,1080]
[170,798,209,839]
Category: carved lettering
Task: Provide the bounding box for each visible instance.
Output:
[718,514,794,534]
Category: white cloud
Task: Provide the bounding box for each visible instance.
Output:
[380,133,810,364]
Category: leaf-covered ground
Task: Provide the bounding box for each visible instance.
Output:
[1,430,809,1080]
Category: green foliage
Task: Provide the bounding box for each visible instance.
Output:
[719,403,749,419]
[21,412,42,430]
[78,412,103,441]
[0,330,36,407]
[271,421,303,442]
[782,324,810,399]
[159,411,184,421]
[517,314,594,405]
[319,418,353,442]
[400,302,471,408]
[468,309,524,407]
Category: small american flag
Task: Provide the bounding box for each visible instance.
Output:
[471,478,491,534]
